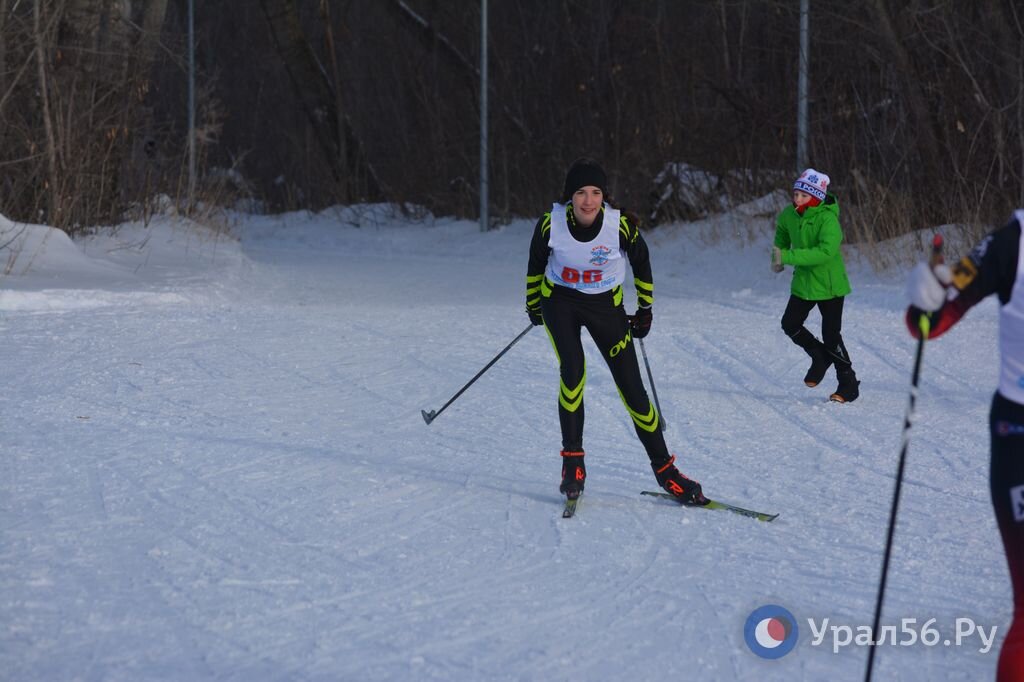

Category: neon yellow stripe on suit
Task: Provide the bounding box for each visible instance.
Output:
[526,274,543,307]
[617,388,660,432]
[618,215,636,243]
[543,322,585,412]
[541,276,553,298]
[543,322,560,365]
[559,369,586,412]
[635,278,654,306]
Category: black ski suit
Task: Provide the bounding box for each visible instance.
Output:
[525,204,669,463]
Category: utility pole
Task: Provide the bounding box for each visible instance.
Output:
[479,0,489,232]
[796,0,809,173]
[187,0,196,212]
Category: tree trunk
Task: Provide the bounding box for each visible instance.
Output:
[259,0,382,199]
[0,0,8,103]
[868,0,944,185]
[33,0,60,223]
[136,0,168,71]
[258,0,342,182]
[387,0,528,139]
[319,0,349,200]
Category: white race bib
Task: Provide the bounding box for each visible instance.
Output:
[545,203,625,295]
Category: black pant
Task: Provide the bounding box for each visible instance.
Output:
[781,294,851,365]
[540,287,668,463]
[988,392,1024,680]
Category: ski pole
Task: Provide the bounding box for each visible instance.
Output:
[637,337,667,431]
[421,323,534,425]
[865,233,943,682]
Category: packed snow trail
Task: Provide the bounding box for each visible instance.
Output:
[1,207,1005,680]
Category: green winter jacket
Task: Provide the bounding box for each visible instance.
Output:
[773,193,851,300]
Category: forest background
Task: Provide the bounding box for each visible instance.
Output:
[3,0,1022,247]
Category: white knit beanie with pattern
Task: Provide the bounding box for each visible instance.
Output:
[793,168,830,201]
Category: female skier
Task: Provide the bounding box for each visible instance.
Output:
[524,158,705,505]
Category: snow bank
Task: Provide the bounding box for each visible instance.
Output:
[0,213,246,311]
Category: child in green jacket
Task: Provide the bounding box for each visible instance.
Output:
[771,168,859,403]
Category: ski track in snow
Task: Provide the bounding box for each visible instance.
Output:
[0,209,1006,681]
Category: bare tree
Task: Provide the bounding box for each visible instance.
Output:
[258,0,381,201]
[33,0,60,223]
[3,0,1021,243]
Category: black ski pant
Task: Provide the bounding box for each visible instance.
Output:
[540,289,669,464]
[781,294,853,368]
[988,392,1024,681]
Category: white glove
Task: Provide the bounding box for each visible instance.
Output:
[770,246,784,273]
[906,262,952,312]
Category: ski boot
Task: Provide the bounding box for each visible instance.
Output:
[652,455,707,505]
[560,450,586,499]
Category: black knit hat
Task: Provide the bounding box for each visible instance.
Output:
[560,158,607,203]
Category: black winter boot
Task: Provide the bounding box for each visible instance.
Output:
[830,366,860,403]
[560,450,586,498]
[652,455,708,505]
[790,328,833,388]
[803,344,834,387]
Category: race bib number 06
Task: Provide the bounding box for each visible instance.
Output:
[561,267,602,284]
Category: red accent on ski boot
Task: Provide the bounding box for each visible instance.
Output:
[653,455,707,505]
[560,450,586,497]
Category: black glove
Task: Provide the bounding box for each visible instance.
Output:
[630,306,652,338]
[527,305,543,326]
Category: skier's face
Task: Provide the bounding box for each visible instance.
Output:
[572,186,603,227]
[792,189,814,209]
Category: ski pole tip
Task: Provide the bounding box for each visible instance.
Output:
[421,409,435,425]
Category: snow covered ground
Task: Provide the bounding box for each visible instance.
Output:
[1,202,1004,680]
